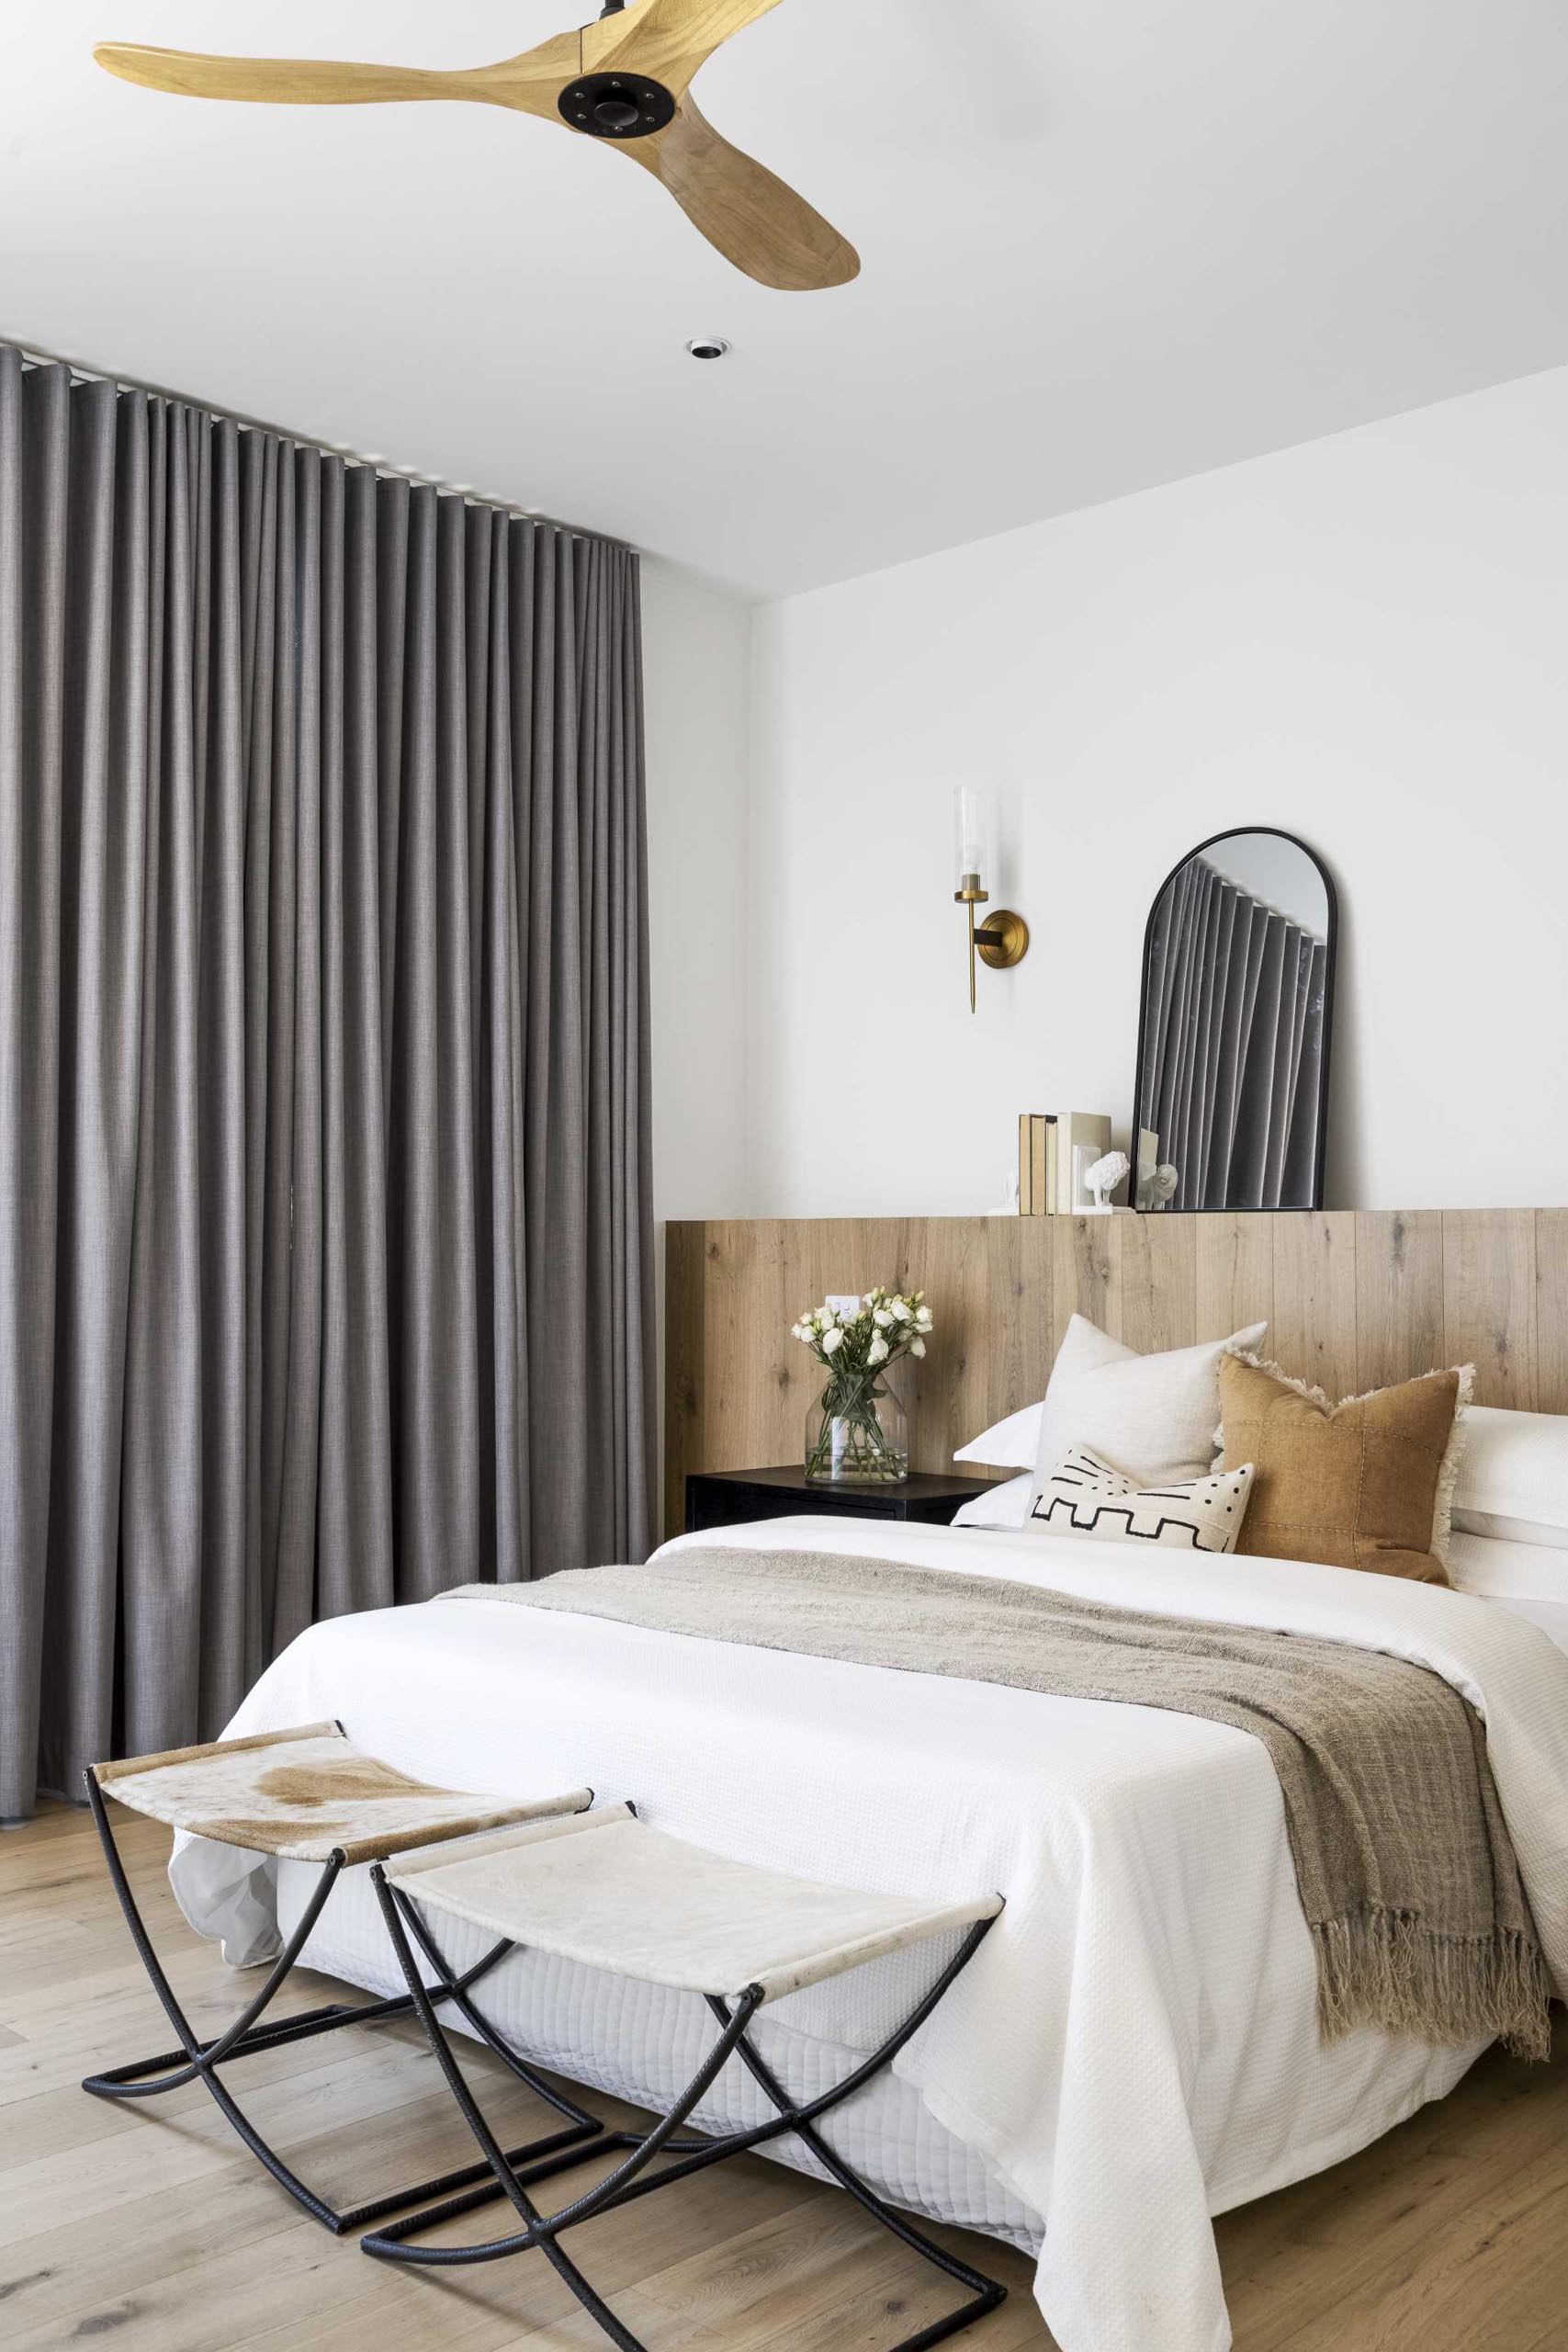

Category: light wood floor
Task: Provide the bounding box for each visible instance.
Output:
[4,1803,1566,2352]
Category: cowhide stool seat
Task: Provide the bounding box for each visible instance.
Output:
[362,1803,1008,2352]
[83,1721,613,2233]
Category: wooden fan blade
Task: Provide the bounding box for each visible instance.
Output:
[93,44,469,105]
[630,92,858,291]
[95,14,859,290]
[585,0,788,99]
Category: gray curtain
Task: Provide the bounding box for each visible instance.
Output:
[1138,854,1327,1210]
[0,350,655,1818]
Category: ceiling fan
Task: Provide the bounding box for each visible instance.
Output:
[94,0,859,293]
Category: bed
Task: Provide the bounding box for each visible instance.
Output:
[171,1510,1568,2352]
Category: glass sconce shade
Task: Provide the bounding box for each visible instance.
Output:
[953,786,992,897]
[952,785,1027,1011]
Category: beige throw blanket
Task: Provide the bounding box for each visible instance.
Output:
[452,1546,1551,2057]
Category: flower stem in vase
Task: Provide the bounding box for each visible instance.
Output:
[793,1286,926,1485]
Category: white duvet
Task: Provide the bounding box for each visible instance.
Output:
[171,1519,1568,2352]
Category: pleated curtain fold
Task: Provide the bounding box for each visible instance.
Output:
[0,351,655,1816]
[1139,854,1327,1212]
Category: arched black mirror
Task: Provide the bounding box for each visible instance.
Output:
[1132,828,1337,1213]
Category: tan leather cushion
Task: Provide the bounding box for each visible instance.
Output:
[1218,1355,1468,1584]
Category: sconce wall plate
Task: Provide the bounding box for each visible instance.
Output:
[976,909,1030,970]
[954,887,1029,1012]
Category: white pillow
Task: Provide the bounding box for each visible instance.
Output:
[1449,1527,1568,1604]
[954,1398,1049,1471]
[1447,1528,1568,1655]
[951,1472,1033,1531]
[1452,1405,1568,1546]
[1028,1443,1256,1555]
[955,1313,1267,1481]
[957,1316,1268,1476]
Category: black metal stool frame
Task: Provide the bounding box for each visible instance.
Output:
[362,1865,1008,2352]
[81,1768,615,2234]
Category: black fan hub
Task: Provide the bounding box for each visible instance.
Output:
[558,72,676,139]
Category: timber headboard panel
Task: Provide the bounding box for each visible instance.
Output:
[664,1210,1568,1536]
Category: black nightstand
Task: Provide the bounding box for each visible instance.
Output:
[683,1464,1007,1536]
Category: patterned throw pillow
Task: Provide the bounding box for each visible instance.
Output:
[1029,1444,1255,1555]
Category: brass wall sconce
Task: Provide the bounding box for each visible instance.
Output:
[953,787,1029,1013]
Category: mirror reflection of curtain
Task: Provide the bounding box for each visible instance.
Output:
[1140,857,1327,1209]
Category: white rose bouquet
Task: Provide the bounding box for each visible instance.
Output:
[793,1286,932,1483]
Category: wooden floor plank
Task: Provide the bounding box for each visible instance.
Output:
[4,1804,1567,2351]
[1211,2016,1568,2349]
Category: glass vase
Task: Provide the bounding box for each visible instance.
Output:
[804,1370,909,1485]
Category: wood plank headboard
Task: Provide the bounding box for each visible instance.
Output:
[664,1210,1568,1536]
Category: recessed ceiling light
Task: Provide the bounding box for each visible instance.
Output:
[685,336,731,361]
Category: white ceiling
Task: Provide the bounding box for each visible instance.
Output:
[5,1,1568,598]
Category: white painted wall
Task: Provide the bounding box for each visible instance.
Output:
[640,557,752,1521]
[746,365,1568,1216]
[642,557,752,1225]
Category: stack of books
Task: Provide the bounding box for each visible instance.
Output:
[1018,1112,1115,1215]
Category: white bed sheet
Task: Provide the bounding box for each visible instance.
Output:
[170,1518,1568,2352]
[1491,1593,1568,1652]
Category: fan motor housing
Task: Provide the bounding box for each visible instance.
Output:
[558,72,676,139]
